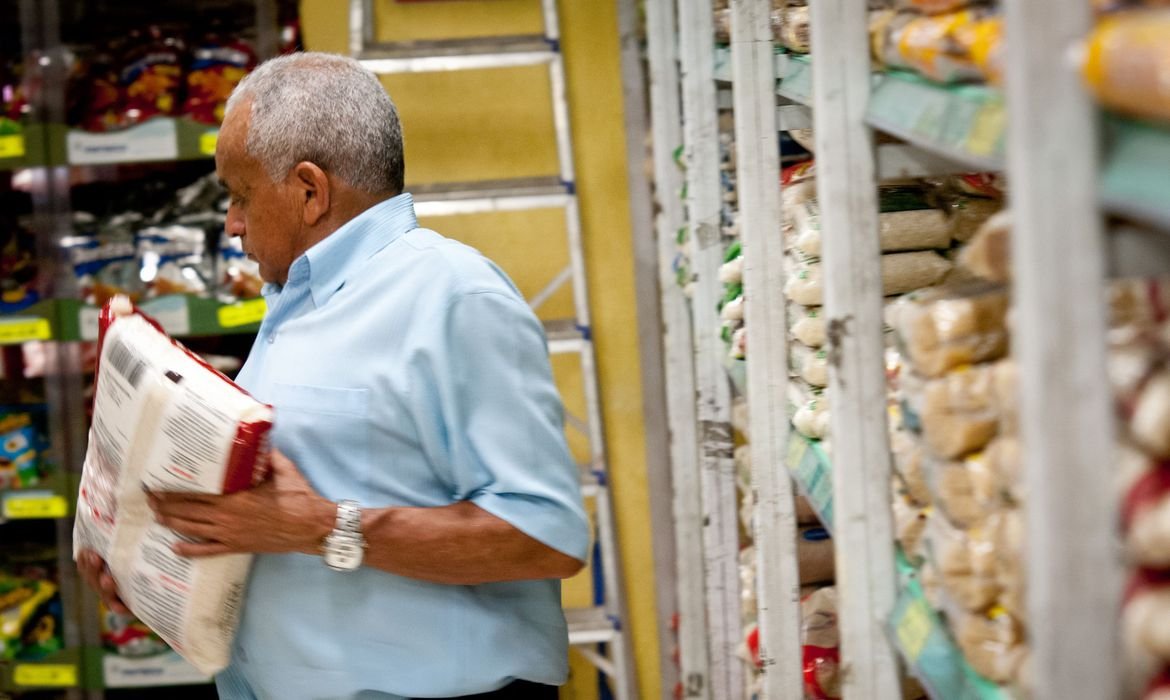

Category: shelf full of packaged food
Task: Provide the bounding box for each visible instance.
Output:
[0,118,220,172]
[0,648,83,693]
[1,472,74,522]
[785,430,832,534]
[0,295,266,345]
[83,647,212,690]
[1101,117,1170,232]
[887,554,1012,700]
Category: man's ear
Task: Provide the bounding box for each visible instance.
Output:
[291,161,330,226]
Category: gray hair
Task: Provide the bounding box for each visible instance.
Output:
[225,52,404,194]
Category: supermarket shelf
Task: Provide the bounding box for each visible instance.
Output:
[411,176,573,216]
[0,649,82,692]
[866,71,1005,172]
[1,472,74,522]
[713,44,787,84]
[776,54,812,106]
[358,35,557,74]
[0,295,266,345]
[785,430,833,534]
[1102,117,1170,232]
[888,559,1010,700]
[87,648,212,690]
[0,118,219,171]
[566,606,620,645]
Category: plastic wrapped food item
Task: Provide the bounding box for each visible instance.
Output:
[740,546,758,625]
[889,283,1010,378]
[789,381,830,440]
[893,0,975,12]
[1124,570,1170,664]
[183,36,257,125]
[780,5,811,53]
[920,363,999,459]
[890,427,931,505]
[216,234,264,302]
[892,485,929,563]
[926,451,1003,529]
[994,507,1025,622]
[801,587,841,700]
[120,28,185,125]
[791,199,951,258]
[891,10,990,83]
[791,343,830,388]
[985,436,1022,505]
[924,508,1000,611]
[1111,278,1170,330]
[0,412,44,490]
[1082,10,1170,124]
[1131,369,1170,459]
[991,359,1019,437]
[0,221,40,313]
[958,210,1011,284]
[1124,466,1170,568]
[64,233,141,307]
[785,251,953,306]
[799,527,835,585]
[137,225,211,298]
[73,297,272,674]
[945,195,1002,243]
[789,305,827,347]
[952,606,1028,684]
[0,576,61,661]
[101,602,169,658]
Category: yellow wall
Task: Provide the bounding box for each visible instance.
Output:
[300,3,661,699]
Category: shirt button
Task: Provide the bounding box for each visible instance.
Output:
[266,333,276,344]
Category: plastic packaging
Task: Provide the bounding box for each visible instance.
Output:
[890,427,932,505]
[73,297,272,674]
[924,509,1000,611]
[801,587,842,700]
[889,283,1010,378]
[183,36,257,125]
[958,210,1011,284]
[0,412,44,490]
[791,343,830,388]
[925,451,1003,529]
[919,363,999,459]
[785,251,953,306]
[892,486,930,563]
[890,10,990,83]
[789,304,827,347]
[780,5,811,53]
[1124,466,1170,568]
[952,606,1028,684]
[789,381,830,440]
[791,199,952,258]
[798,527,836,585]
[1082,9,1170,124]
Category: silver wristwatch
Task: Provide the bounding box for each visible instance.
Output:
[323,499,365,572]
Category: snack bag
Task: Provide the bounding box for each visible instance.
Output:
[73,296,272,674]
[183,37,257,125]
[0,412,43,490]
[137,225,211,298]
[216,234,263,302]
[120,28,185,125]
[0,576,61,661]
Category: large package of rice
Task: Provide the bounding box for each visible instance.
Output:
[73,296,272,674]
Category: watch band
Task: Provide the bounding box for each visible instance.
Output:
[334,499,363,535]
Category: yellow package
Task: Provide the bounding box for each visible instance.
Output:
[894,10,987,83]
[1084,10,1170,123]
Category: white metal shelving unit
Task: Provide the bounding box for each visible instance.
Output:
[645,0,1139,697]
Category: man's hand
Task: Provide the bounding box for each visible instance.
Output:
[77,550,131,615]
[149,450,335,558]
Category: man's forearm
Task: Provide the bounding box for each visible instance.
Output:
[304,499,584,585]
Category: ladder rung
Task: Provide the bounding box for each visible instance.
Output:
[359,35,557,73]
[412,177,573,216]
[566,606,619,645]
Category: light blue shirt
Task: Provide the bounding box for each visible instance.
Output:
[217,193,590,700]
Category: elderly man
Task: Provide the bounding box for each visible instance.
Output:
[77,52,590,700]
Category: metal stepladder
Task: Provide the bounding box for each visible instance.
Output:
[347,2,637,698]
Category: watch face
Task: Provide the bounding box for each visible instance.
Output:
[325,534,363,571]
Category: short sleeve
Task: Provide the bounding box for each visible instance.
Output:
[423,290,590,562]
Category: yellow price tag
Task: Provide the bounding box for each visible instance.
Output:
[218,298,267,328]
[0,318,51,344]
[966,101,1006,158]
[13,663,78,687]
[3,494,68,520]
[0,134,25,159]
[896,597,933,663]
[199,130,219,156]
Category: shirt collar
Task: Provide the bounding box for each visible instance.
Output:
[290,192,418,308]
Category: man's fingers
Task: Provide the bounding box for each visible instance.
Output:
[158,517,222,543]
[150,496,221,524]
[98,573,131,615]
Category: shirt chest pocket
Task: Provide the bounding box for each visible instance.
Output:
[270,383,372,501]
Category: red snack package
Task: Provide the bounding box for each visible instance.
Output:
[183,36,257,126]
[120,28,185,125]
